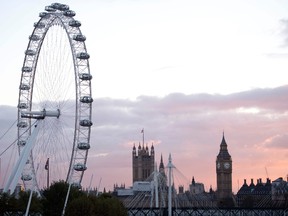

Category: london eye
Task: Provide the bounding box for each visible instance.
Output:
[5,3,93,193]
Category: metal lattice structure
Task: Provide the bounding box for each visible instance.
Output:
[13,3,92,193]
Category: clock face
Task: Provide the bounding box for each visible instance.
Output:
[217,162,220,169]
[224,162,230,169]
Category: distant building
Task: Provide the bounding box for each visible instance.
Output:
[237,178,272,207]
[271,177,288,207]
[216,133,234,207]
[189,176,205,194]
[132,143,155,182]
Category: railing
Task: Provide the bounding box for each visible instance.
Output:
[127,207,288,216]
[3,212,41,216]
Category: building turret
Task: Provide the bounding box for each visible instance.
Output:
[132,144,136,157]
[192,176,196,185]
[151,144,154,156]
[159,154,165,174]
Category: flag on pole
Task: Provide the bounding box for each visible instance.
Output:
[45,158,49,170]
[141,128,144,133]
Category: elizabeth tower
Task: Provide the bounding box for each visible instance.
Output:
[216,133,233,207]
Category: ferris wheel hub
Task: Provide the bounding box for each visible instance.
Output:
[21,109,60,119]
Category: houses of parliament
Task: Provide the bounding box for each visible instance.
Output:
[114,133,288,208]
[125,133,234,207]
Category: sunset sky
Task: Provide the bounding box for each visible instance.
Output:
[0,0,288,193]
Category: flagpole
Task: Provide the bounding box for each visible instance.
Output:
[47,164,49,188]
[45,158,49,188]
[142,128,144,145]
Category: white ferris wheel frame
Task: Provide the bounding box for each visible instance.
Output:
[14,3,92,192]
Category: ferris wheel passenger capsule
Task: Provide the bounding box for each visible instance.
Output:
[22,66,32,73]
[64,10,76,17]
[29,35,41,41]
[39,12,48,18]
[51,3,69,11]
[69,20,81,27]
[77,52,90,60]
[18,102,28,109]
[45,6,56,12]
[34,22,45,29]
[20,84,30,90]
[21,174,32,181]
[80,96,93,103]
[77,142,90,150]
[18,140,26,147]
[17,121,28,128]
[50,3,61,9]
[73,34,86,42]
[71,182,81,189]
[58,4,69,11]
[25,50,36,56]
[80,119,93,127]
[73,163,87,171]
[79,73,92,81]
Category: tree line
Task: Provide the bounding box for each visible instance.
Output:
[0,181,127,216]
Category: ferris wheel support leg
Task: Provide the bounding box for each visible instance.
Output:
[3,121,42,194]
[167,153,173,216]
[25,189,33,216]
[61,182,72,216]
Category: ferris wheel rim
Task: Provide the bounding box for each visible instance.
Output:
[16,3,92,191]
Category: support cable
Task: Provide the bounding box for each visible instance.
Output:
[0,121,37,157]
[0,119,17,142]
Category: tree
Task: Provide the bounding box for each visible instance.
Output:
[17,191,43,213]
[41,181,85,216]
[0,191,42,214]
[93,193,127,216]
[66,196,95,216]
[65,193,127,216]
[0,192,18,213]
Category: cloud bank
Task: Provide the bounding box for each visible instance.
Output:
[1,85,288,192]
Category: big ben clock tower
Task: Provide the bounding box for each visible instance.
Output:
[216,133,234,207]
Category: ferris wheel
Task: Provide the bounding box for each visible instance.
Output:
[4,3,93,193]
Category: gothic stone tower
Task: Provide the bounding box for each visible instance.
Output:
[132,143,155,182]
[216,133,234,207]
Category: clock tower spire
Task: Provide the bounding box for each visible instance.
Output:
[216,132,234,207]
